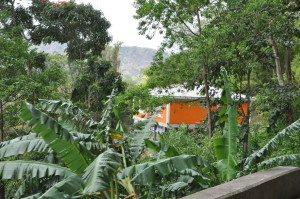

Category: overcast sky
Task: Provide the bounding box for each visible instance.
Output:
[76,0,163,49]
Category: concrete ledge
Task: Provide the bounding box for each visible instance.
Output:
[181,166,300,199]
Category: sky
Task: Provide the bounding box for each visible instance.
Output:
[14,0,163,49]
[76,0,163,49]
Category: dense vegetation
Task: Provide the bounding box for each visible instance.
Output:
[0,0,300,198]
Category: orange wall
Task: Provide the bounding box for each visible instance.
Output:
[169,101,249,124]
[169,102,207,124]
[135,101,249,125]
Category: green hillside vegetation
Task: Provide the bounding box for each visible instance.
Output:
[119,46,156,83]
[1,0,300,198]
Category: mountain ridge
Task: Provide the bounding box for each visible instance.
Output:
[36,42,156,83]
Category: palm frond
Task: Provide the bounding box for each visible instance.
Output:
[129,132,150,162]
[144,139,179,157]
[0,161,75,179]
[39,175,84,199]
[0,135,49,159]
[96,89,118,146]
[163,181,189,193]
[71,131,96,141]
[0,134,37,147]
[20,102,92,174]
[258,154,300,169]
[82,149,122,194]
[244,119,300,169]
[39,99,98,132]
[119,155,214,186]
[80,141,102,151]
[129,107,162,161]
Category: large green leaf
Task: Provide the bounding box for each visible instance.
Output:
[120,155,214,185]
[39,175,84,199]
[0,134,49,159]
[0,161,74,179]
[0,134,37,147]
[144,139,179,157]
[244,119,300,170]
[82,149,122,194]
[163,181,189,193]
[130,107,162,161]
[39,99,98,132]
[129,132,150,161]
[258,154,300,169]
[214,67,239,181]
[20,102,92,174]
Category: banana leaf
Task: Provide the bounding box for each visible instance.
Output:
[39,175,84,199]
[0,160,74,179]
[82,149,122,193]
[20,102,92,174]
[0,134,49,158]
[119,155,214,185]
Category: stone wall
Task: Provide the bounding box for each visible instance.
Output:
[181,166,300,199]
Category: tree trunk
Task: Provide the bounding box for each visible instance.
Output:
[284,46,292,82]
[270,38,285,86]
[0,100,5,199]
[0,101,4,142]
[203,65,213,137]
[0,102,4,199]
[0,180,4,199]
[67,59,75,87]
[284,45,294,124]
[243,70,251,153]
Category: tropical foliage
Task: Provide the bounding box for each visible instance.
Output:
[0,95,217,198]
[1,0,300,198]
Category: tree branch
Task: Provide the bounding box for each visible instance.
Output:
[177,15,199,37]
[196,7,202,36]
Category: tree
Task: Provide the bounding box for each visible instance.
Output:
[134,0,220,137]
[71,57,125,120]
[0,24,66,199]
[1,0,111,62]
[137,0,300,143]
[30,2,112,61]
[0,27,64,139]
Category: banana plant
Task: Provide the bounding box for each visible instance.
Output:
[39,99,98,133]
[213,67,300,180]
[0,101,120,198]
[243,118,300,172]
[0,100,216,199]
[213,67,239,181]
[20,102,92,174]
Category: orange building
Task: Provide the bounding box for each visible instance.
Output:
[133,85,249,132]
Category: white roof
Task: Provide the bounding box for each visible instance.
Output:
[150,85,247,100]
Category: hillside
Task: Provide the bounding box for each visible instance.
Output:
[36,43,156,83]
[119,46,156,82]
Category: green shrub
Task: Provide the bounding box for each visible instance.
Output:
[160,126,216,163]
